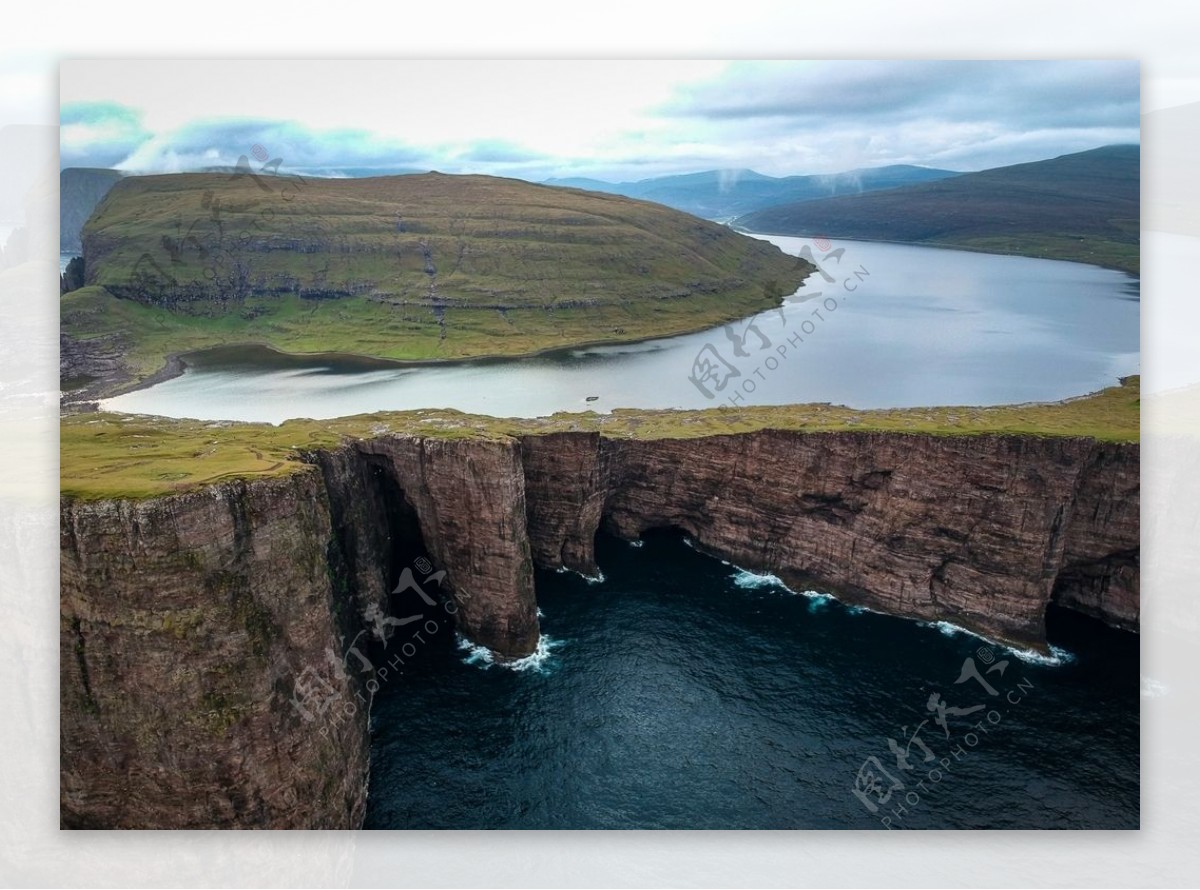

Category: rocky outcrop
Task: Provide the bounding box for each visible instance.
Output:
[352,436,539,657]
[60,167,123,254]
[522,430,1140,650]
[60,472,371,829]
[79,172,808,313]
[61,427,1138,828]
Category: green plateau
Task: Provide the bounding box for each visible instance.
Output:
[61,376,1140,501]
[64,172,811,394]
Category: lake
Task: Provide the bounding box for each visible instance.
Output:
[86,235,1142,829]
[100,235,1140,422]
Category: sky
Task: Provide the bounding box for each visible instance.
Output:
[59,60,1140,181]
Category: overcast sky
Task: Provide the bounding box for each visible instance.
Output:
[59,60,1140,181]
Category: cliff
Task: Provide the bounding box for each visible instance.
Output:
[60,388,1140,828]
[60,167,123,254]
[523,430,1139,645]
[60,473,372,829]
[61,172,811,399]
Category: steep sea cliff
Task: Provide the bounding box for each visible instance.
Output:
[60,415,1138,828]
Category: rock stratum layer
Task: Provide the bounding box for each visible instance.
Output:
[62,171,811,399]
[61,427,1138,828]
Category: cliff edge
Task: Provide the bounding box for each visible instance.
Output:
[60,383,1140,827]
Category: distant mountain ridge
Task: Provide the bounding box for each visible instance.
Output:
[544,165,961,220]
[61,168,124,253]
[734,145,1140,273]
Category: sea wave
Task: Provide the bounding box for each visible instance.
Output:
[729,568,832,608]
[554,565,606,584]
[917,619,1076,666]
[730,568,788,590]
[457,632,563,673]
[1007,644,1076,667]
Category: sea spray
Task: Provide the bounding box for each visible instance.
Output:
[457,632,563,673]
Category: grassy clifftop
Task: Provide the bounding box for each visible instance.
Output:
[65,172,809,393]
[62,377,1140,500]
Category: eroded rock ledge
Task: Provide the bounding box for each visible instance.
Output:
[60,426,1138,828]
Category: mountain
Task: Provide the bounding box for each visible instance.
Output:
[734,145,1140,274]
[544,165,961,220]
[60,168,124,253]
[63,171,811,397]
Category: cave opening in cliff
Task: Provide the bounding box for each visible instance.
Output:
[360,456,452,647]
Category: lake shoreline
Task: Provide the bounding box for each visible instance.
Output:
[63,284,812,407]
[79,236,1140,422]
[730,227,1141,277]
[62,232,1139,411]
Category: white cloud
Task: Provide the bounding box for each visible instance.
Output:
[60,60,1140,180]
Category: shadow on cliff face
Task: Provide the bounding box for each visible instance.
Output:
[316,448,455,664]
[1049,547,1140,634]
[358,453,455,649]
[364,457,430,588]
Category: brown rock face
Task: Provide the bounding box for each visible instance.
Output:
[521,430,1140,650]
[60,472,371,829]
[61,428,1137,828]
[351,436,540,658]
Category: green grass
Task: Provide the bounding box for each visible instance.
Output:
[62,282,792,385]
[61,377,1140,501]
[66,171,809,392]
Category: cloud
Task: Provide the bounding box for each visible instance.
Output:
[650,61,1140,172]
[659,61,1138,129]
[451,139,547,165]
[113,118,432,174]
[59,101,149,168]
[59,61,1141,180]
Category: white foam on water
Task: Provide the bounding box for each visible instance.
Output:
[919,619,970,639]
[731,568,788,590]
[1007,644,1076,667]
[916,619,1076,666]
[554,565,606,584]
[720,551,1078,669]
[728,567,833,608]
[806,593,833,612]
[456,632,563,673]
[627,539,644,548]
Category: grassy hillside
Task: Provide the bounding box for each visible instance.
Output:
[66,172,809,393]
[545,165,960,220]
[735,146,1140,274]
[62,376,1139,500]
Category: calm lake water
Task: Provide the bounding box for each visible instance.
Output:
[101,236,1140,422]
[86,235,1142,828]
[364,531,1139,829]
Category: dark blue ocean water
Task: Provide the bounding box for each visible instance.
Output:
[364,531,1139,830]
